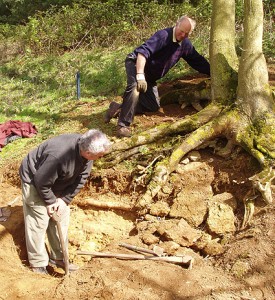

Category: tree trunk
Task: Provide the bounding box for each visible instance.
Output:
[235,0,275,209]
[210,0,239,103]
[237,0,273,118]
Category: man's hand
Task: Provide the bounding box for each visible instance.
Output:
[136,73,147,93]
[56,198,68,218]
[47,198,67,218]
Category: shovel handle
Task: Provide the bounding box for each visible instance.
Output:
[55,219,69,275]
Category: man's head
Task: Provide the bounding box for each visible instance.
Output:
[175,16,196,42]
[79,129,111,160]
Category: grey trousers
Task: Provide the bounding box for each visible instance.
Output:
[21,182,70,268]
[118,58,160,127]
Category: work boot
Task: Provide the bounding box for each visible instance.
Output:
[104,101,121,123]
[49,258,79,272]
[31,266,49,275]
[117,126,131,138]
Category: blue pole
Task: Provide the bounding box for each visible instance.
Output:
[76,71,80,100]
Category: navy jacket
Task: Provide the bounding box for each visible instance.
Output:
[133,27,210,83]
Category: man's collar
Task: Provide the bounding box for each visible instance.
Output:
[173,27,182,45]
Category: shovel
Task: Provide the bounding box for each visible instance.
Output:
[51,211,69,275]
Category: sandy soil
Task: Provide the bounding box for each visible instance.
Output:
[0,68,274,300]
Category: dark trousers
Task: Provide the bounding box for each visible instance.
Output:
[118,58,160,127]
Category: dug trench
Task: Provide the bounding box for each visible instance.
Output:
[0,70,274,299]
[1,136,275,300]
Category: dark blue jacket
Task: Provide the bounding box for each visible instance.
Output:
[132,27,210,83]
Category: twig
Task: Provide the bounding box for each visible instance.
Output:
[139,155,164,175]
[7,196,21,207]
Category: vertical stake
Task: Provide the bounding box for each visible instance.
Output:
[76,71,80,100]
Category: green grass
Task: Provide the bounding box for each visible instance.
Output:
[0,15,273,167]
[0,47,127,165]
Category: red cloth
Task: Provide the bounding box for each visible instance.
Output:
[0,120,38,149]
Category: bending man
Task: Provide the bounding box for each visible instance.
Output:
[19,129,111,275]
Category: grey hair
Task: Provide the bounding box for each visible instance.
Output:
[176,16,196,33]
[78,129,111,154]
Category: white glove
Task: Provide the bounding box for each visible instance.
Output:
[136,73,147,93]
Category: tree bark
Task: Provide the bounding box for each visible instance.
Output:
[210,0,239,103]
[237,0,273,118]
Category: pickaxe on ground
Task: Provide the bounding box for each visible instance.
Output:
[77,242,194,269]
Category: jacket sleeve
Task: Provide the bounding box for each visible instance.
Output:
[183,47,210,76]
[61,162,93,204]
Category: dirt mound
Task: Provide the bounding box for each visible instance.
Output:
[1,148,274,300]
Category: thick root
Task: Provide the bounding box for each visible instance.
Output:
[136,115,227,213]
[77,197,133,211]
[136,163,169,214]
[241,195,257,230]
[108,103,222,153]
[249,167,275,204]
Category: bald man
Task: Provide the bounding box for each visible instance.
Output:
[105,16,210,138]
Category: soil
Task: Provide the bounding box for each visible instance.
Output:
[0,67,274,300]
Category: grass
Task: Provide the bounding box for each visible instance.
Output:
[0,47,128,166]
[0,12,273,168]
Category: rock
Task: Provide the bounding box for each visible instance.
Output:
[170,161,214,226]
[161,184,173,195]
[211,192,238,211]
[136,221,158,233]
[175,162,214,186]
[157,219,202,247]
[144,214,162,222]
[149,201,170,217]
[142,232,160,245]
[136,220,161,245]
[159,241,180,255]
[231,260,251,278]
[193,232,212,250]
[174,247,203,264]
[188,150,201,161]
[202,239,224,256]
[176,161,203,174]
[207,202,236,235]
[180,158,190,165]
[169,188,210,226]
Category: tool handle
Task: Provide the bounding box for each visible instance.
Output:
[78,250,145,260]
[119,242,157,256]
[56,221,69,275]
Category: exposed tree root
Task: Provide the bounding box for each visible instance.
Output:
[241,190,258,230]
[135,108,274,221]
[77,197,133,211]
[108,103,222,154]
[249,167,275,204]
[136,111,235,213]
